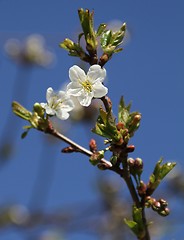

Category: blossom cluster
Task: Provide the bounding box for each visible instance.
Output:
[40,64,108,120]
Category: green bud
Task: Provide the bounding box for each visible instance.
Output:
[59,38,74,51]
[33,103,45,118]
[78,8,97,53]
[12,101,32,121]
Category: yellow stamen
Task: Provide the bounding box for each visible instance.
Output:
[80,79,92,92]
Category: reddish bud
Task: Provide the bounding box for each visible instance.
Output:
[126,145,135,153]
[159,198,168,207]
[134,158,143,170]
[116,122,124,130]
[137,181,147,196]
[89,139,97,152]
[152,201,161,211]
[133,114,141,124]
[127,158,135,167]
[61,146,76,153]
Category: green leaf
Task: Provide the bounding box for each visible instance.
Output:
[96,23,107,36]
[124,206,145,238]
[124,219,139,235]
[100,22,126,56]
[153,158,176,180]
[118,96,131,125]
[118,97,141,137]
[92,108,120,142]
[12,101,32,121]
[100,30,112,49]
[133,206,143,226]
[21,130,29,139]
[148,158,176,195]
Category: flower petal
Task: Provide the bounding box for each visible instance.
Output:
[56,109,70,120]
[87,64,106,83]
[93,82,108,98]
[45,105,55,115]
[77,91,94,107]
[69,65,86,83]
[67,82,82,96]
[46,87,55,104]
[60,99,75,112]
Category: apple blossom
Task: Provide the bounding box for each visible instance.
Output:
[67,64,108,107]
[40,87,74,120]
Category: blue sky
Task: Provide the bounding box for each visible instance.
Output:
[0,0,184,239]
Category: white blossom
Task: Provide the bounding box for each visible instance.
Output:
[40,87,74,120]
[67,64,108,107]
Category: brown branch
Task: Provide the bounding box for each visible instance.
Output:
[45,124,112,168]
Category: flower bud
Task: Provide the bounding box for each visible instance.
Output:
[116,122,124,130]
[133,114,141,124]
[137,181,147,196]
[126,145,135,153]
[159,198,168,207]
[134,158,143,170]
[89,139,97,152]
[159,207,170,216]
[60,38,74,50]
[152,201,161,211]
[145,196,156,208]
[127,158,135,168]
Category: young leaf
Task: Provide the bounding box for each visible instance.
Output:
[92,108,120,142]
[12,101,32,121]
[118,96,131,125]
[147,158,176,195]
[124,219,139,235]
[124,206,145,238]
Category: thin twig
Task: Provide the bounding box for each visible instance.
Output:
[46,126,112,168]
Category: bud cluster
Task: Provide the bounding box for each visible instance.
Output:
[145,197,170,217]
[128,157,143,179]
